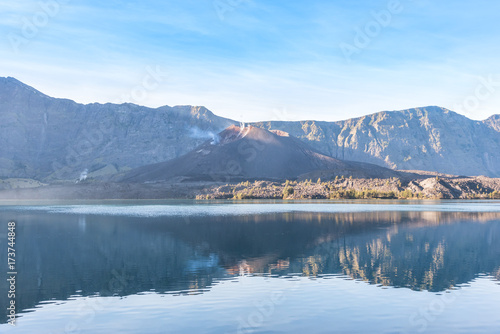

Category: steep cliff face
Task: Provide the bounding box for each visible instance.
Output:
[1,78,499,180]
[253,107,500,177]
[0,77,235,180]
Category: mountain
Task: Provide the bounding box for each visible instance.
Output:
[0,77,235,180]
[253,106,500,177]
[1,78,499,180]
[121,125,401,183]
[485,114,500,132]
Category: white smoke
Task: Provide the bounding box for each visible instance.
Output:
[78,169,88,182]
[189,127,220,145]
[238,122,249,138]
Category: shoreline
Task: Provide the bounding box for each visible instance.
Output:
[0,175,499,201]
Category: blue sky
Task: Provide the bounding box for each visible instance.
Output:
[1,0,500,122]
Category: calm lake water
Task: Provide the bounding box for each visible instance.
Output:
[1,200,500,333]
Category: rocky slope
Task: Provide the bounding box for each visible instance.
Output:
[253,107,500,177]
[1,78,499,180]
[198,176,500,200]
[485,114,500,132]
[0,77,235,181]
[120,125,401,183]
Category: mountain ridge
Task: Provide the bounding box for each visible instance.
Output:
[252,106,500,177]
[1,77,499,179]
[0,77,236,180]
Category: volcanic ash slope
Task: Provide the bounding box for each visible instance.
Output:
[121,125,401,183]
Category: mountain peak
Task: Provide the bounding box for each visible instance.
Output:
[121,125,398,182]
[1,76,24,84]
[397,106,455,116]
[484,114,500,132]
[0,76,49,98]
[0,76,31,89]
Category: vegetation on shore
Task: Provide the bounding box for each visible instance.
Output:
[196,176,500,200]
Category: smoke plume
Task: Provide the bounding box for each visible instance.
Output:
[79,169,88,182]
[188,127,220,145]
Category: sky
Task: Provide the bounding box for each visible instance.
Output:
[1,0,500,122]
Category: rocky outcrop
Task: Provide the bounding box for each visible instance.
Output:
[0,77,235,180]
[485,114,500,132]
[198,175,500,200]
[253,107,500,177]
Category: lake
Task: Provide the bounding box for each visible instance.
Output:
[1,200,500,333]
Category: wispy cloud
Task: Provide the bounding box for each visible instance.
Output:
[1,0,499,121]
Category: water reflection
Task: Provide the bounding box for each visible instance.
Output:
[1,209,500,324]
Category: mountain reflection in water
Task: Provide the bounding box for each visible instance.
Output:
[1,209,500,324]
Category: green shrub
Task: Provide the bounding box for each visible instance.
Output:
[283,186,294,198]
[489,191,500,199]
[329,189,398,199]
[398,189,414,199]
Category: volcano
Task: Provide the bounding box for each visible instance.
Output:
[121,125,400,183]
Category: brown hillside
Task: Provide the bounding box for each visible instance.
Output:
[121,125,402,183]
